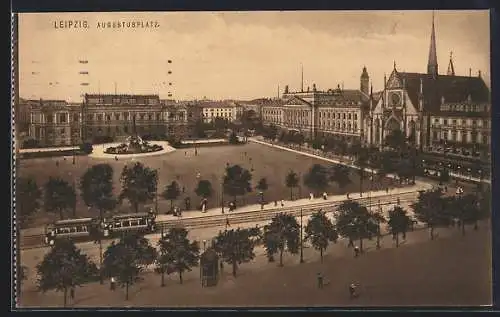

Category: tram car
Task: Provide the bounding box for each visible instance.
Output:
[44,217,100,246]
[105,212,156,237]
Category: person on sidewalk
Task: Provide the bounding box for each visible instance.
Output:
[70,287,75,303]
[317,272,324,289]
[354,246,360,257]
[110,277,116,291]
[225,217,231,229]
[349,283,358,299]
[309,192,314,200]
[322,192,327,200]
[281,200,285,207]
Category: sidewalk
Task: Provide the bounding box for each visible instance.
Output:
[154,183,427,223]
[250,137,490,185]
[19,146,79,154]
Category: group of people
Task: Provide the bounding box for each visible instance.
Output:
[316,272,359,299]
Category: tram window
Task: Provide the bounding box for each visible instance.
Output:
[115,222,122,228]
[139,219,146,226]
[130,220,139,226]
[122,220,131,227]
[70,227,77,233]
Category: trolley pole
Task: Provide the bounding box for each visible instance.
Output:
[300,208,304,263]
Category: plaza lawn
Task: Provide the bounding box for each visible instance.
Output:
[18,142,398,228]
[19,221,491,307]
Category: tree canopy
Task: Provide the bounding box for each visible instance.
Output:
[285,170,299,200]
[36,238,98,307]
[303,164,329,195]
[17,177,42,227]
[223,164,253,201]
[43,177,77,220]
[305,210,338,262]
[263,213,300,266]
[119,162,158,213]
[214,228,257,277]
[156,227,200,285]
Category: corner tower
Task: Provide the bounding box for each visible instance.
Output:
[360,66,369,95]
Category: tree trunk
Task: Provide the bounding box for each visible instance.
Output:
[125,282,129,300]
[395,233,399,247]
[320,248,323,263]
[376,225,381,249]
[474,221,478,230]
[59,208,64,220]
[462,221,466,236]
[161,270,165,287]
[134,202,139,213]
[72,206,76,218]
[170,200,173,212]
[179,270,183,284]
[279,248,284,267]
[290,188,293,200]
[98,209,104,284]
[430,226,434,240]
[359,238,363,253]
[232,261,237,277]
[63,287,67,307]
[99,240,103,284]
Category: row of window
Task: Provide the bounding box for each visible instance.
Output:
[432,130,490,144]
[318,112,358,120]
[440,103,490,113]
[319,121,358,131]
[434,118,489,128]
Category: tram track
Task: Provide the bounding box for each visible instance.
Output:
[19,190,419,250]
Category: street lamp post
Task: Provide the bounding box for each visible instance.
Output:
[300,208,304,263]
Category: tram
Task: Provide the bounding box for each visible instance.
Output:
[106,212,156,237]
[44,211,157,246]
[44,217,99,246]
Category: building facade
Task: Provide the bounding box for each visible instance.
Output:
[29,100,83,146]
[200,101,244,123]
[261,69,371,143]
[366,15,491,152]
[27,94,202,147]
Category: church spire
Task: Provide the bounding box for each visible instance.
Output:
[427,11,438,78]
[447,51,455,76]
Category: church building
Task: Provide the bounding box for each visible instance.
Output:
[365,13,491,152]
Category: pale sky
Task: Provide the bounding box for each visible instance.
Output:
[18,10,490,102]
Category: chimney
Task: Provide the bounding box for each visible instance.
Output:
[469,68,472,77]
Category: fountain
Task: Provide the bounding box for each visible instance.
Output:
[104,115,164,155]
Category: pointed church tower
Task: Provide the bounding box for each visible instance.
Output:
[447,51,455,76]
[427,11,439,78]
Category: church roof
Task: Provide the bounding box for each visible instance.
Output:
[397,72,490,114]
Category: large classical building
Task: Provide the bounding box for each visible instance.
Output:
[199,100,244,123]
[366,15,491,152]
[261,67,372,143]
[27,94,202,147]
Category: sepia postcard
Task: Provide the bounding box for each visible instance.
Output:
[12,10,492,308]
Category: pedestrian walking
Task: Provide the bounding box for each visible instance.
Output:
[386,187,389,193]
[317,272,324,289]
[354,246,360,257]
[110,277,116,291]
[349,283,358,299]
[70,287,75,302]
[309,192,314,200]
[280,200,285,207]
[225,217,231,228]
[346,193,350,199]
[220,261,224,274]
[274,200,278,207]
[322,192,327,200]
